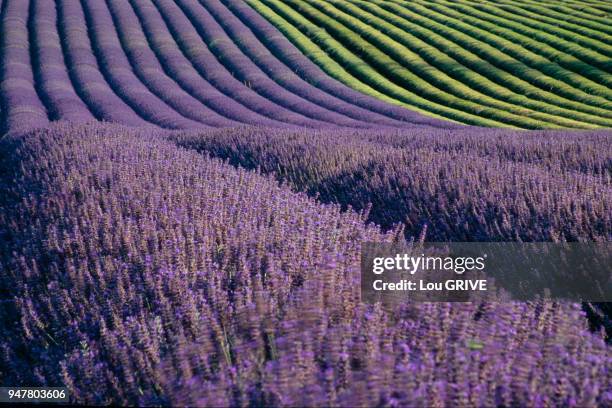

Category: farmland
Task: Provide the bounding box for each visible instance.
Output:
[0,0,611,407]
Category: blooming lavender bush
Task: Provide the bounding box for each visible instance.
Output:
[0,123,609,407]
[172,126,611,242]
[0,0,610,406]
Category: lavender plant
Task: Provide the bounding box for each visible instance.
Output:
[0,123,609,407]
[172,126,612,242]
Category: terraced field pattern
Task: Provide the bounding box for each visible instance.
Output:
[0,0,610,406]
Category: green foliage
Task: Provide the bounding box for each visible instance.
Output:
[249,0,612,128]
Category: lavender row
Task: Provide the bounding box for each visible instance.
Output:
[128,0,285,128]
[1,123,608,406]
[151,0,329,128]
[56,0,149,127]
[0,0,461,132]
[104,0,237,128]
[177,0,370,128]
[199,0,418,129]
[106,0,244,128]
[172,126,611,242]
[81,0,204,129]
[0,0,48,134]
[30,0,94,123]
[220,0,460,128]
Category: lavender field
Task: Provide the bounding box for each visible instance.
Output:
[0,0,611,407]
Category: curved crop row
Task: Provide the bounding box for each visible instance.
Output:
[327,0,612,128]
[390,1,612,95]
[198,0,411,128]
[271,0,542,128]
[0,0,48,134]
[426,0,612,72]
[299,0,596,129]
[221,0,455,127]
[105,0,236,128]
[349,0,612,122]
[56,0,149,127]
[30,0,94,123]
[221,0,456,128]
[3,0,458,132]
[81,0,203,129]
[175,0,369,128]
[447,0,612,58]
[2,0,609,131]
[151,0,330,128]
[249,0,612,128]
[128,0,285,128]
[403,1,612,92]
[526,0,612,17]
[249,0,506,127]
[488,0,612,37]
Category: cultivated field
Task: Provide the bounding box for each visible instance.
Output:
[0,0,610,407]
[249,0,612,128]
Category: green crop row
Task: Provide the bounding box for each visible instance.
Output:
[247,0,509,127]
[339,0,612,127]
[300,0,596,128]
[247,0,612,128]
[242,0,461,123]
[487,0,612,35]
[390,0,612,92]
[426,0,612,69]
[442,0,612,57]
[365,1,612,108]
[267,0,588,128]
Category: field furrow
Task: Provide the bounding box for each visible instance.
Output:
[354,0,612,116]
[446,0,612,58]
[128,0,286,128]
[56,0,150,127]
[394,1,612,94]
[247,0,612,128]
[490,1,612,37]
[151,0,332,128]
[327,0,611,127]
[250,0,507,127]
[428,1,612,72]
[221,0,455,127]
[173,127,612,242]
[81,0,204,129]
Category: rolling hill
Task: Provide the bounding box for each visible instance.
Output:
[2,0,611,133]
[0,1,610,407]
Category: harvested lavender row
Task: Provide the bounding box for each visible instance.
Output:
[172,126,612,242]
[0,123,609,407]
